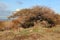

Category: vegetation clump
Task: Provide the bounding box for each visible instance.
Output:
[0,6,60,30]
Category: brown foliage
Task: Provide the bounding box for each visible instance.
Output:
[8,6,60,28]
[0,20,21,31]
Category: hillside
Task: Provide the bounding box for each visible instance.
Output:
[0,6,60,40]
[0,24,60,40]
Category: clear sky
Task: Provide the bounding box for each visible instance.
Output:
[0,0,60,19]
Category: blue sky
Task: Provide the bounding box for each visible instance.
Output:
[0,0,60,19]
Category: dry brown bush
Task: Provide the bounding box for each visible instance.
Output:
[8,6,60,28]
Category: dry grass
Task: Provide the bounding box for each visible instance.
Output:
[0,6,60,40]
[0,24,60,40]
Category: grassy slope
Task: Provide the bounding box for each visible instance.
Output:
[0,23,60,40]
